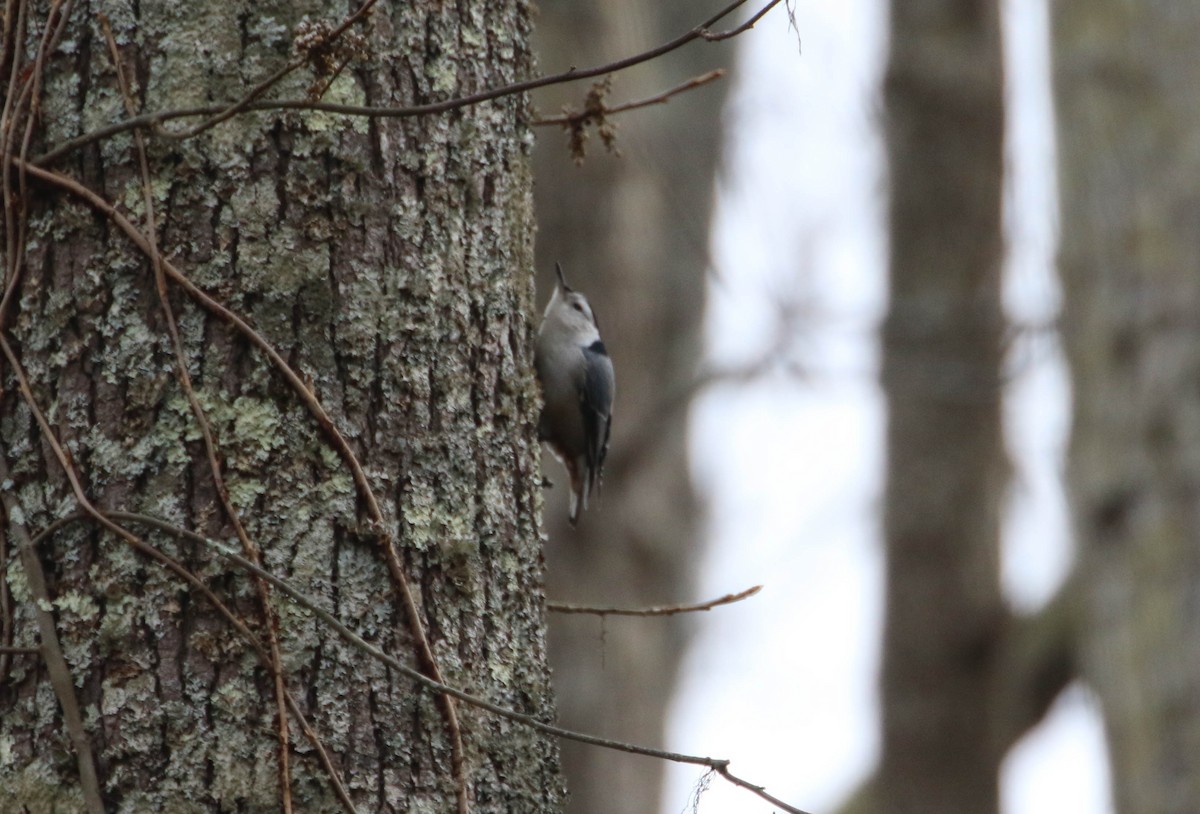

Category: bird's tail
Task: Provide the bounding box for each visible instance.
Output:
[568,487,581,526]
[567,460,586,527]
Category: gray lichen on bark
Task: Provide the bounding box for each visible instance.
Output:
[1,0,564,810]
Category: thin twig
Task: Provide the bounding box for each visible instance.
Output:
[92,509,812,814]
[0,646,40,654]
[10,158,469,813]
[0,455,105,814]
[33,0,784,167]
[532,69,726,127]
[547,585,761,617]
[700,0,780,41]
[99,17,299,812]
[720,765,807,812]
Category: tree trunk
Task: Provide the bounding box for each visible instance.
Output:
[0,1,562,811]
[878,1,1008,811]
[1054,3,1200,812]
[530,2,725,811]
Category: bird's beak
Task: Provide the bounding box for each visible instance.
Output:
[555,262,572,293]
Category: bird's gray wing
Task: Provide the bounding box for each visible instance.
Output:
[581,340,614,489]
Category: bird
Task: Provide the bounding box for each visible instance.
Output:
[534,262,615,525]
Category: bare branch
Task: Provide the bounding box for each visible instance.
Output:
[34,0,785,166]
[534,69,725,162]
[548,584,760,617]
[533,69,725,126]
[700,0,780,41]
[720,765,808,813]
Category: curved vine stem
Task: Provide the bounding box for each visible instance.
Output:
[32,0,784,167]
[100,16,299,810]
[53,509,813,814]
[10,156,469,813]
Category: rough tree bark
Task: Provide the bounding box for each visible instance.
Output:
[0,0,563,811]
[877,1,1009,811]
[530,1,726,811]
[1054,3,1200,812]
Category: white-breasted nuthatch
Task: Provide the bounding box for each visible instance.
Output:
[535,263,615,526]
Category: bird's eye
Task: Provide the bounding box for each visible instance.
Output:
[572,303,585,313]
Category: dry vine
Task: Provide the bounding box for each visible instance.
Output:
[0,0,802,811]
[32,0,787,168]
[28,509,810,814]
[99,15,298,810]
[548,584,761,617]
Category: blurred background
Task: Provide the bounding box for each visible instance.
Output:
[530,1,1199,813]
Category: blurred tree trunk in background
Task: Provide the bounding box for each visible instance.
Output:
[849,2,1200,813]
[531,3,729,811]
[1054,3,1200,812]
[877,1,1008,812]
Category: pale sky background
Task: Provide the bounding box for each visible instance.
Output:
[661,2,1114,812]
